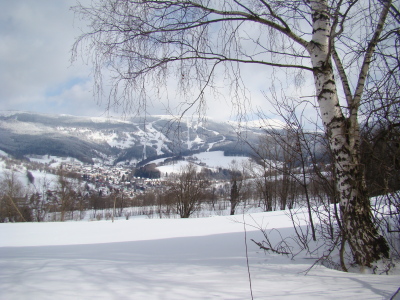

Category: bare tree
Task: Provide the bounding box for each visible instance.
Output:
[0,171,31,222]
[228,160,248,215]
[247,137,282,212]
[55,170,76,222]
[72,0,398,266]
[26,173,51,222]
[169,163,208,218]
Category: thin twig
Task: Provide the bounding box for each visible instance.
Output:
[390,287,400,300]
[251,239,291,255]
[243,214,254,300]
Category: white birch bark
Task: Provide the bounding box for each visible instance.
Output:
[308,0,389,266]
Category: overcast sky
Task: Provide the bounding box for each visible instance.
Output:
[0,0,106,117]
[0,0,316,122]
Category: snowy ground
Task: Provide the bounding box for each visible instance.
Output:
[156,151,252,175]
[1,210,399,299]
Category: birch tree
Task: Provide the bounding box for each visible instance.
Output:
[72,0,398,266]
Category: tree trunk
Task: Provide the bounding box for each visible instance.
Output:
[230,180,239,215]
[309,0,389,267]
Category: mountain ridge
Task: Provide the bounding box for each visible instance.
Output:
[0,111,275,165]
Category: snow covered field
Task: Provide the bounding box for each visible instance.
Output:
[1,211,399,299]
[155,151,252,175]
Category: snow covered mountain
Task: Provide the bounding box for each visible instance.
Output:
[0,111,277,165]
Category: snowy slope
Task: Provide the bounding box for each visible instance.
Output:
[0,211,399,299]
[155,151,252,175]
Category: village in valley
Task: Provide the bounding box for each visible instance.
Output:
[0,150,255,222]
